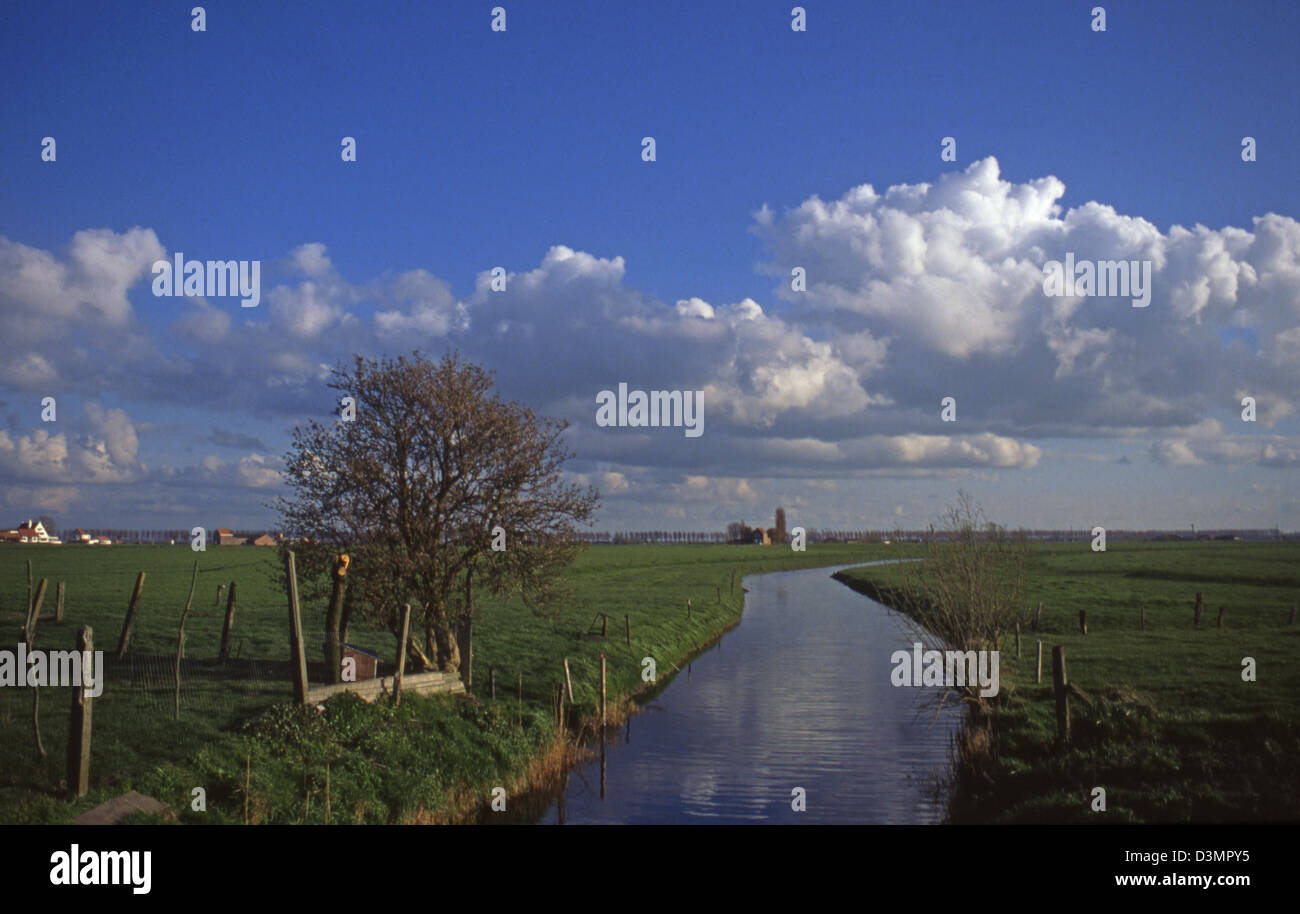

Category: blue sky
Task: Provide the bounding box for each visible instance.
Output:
[1,0,1297,533]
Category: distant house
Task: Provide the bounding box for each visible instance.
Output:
[11,520,60,544]
[74,528,92,543]
[249,534,276,547]
[750,528,770,545]
[215,528,246,546]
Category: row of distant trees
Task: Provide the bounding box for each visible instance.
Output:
[55,529,273,544]
[598,527,890,545]
[600,531,728,544]
[57,529,193,544]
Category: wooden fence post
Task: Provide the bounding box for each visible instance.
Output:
[1035,640,1043,684]
[27,579,49,760]
[1194,591,1204,627]
[115,571,147,658]
[716,585,721,603]
[215,583,224,610]
[489,665,496,700]
[285,551,309,705]
[394,603,411,707]
[730,570,735,595]
[55,582,65,624]
[1217,606,1225,629]
[219,582,238,661]
[600,654,607,730]
[67,626,94,797]
[601,614,608,639]
[687,599,691,620]
[26,578,47,634]
[1015,622,1021,658]
[625,614,631,649]
[1051,645,1070,745]
[563,658,573,703]
[1034,602,1042,632]
[174,561,198,721]
[1078,610,1087,636]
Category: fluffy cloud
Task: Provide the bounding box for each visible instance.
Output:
[459,246,873,430]
[0,402,142,485]
[155,452,284,490]
[569,470,630,495]
[0,227,164,336]
[372,270,467,338]
[1149,419,1300,468]
[754,157,1300,440]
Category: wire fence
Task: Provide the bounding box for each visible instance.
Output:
[98,655,295,716]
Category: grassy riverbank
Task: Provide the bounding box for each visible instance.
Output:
[835,541,1300,823]
[1,542,888,823]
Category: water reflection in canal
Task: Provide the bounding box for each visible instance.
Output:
[518,562,964,824]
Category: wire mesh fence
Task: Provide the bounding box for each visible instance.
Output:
[100,655,295,717]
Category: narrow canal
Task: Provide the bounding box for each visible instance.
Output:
[524,561,964,824]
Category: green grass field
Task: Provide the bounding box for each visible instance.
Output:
[6,540,1296,824]
[0,541,889,824]
[836,541,1300,823]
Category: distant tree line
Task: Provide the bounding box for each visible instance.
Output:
[55,528,279,544]
[578,527,1295,544]
[600,531,729,544]
[583,528,892,545]
[58,529,193,544]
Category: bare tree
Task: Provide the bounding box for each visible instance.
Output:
[276,351,600,676]
[897,490,1027,658]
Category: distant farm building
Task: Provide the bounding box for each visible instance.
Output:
[1,520,61,544]
[215,528,246,546]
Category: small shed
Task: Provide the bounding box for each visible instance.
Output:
[341,643,381,682]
